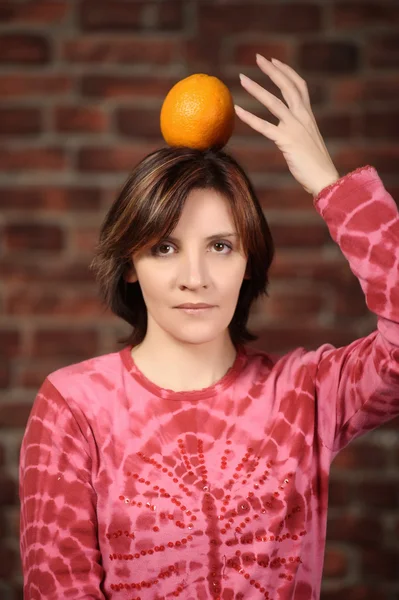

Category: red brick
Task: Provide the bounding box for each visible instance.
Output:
[4,224,64,252]
[367,34,399,68]
[364,77,399,103]
[361,110,399,139]
[361,548,399,581]
[7,506,19,539]
[0,473,17,505]
[81,75,175,98]
[158,1,184,30]
[0,444,4,466]
[249,325,357,355]
[330,79,365,106]
[183,37,223,70]
[316,112,358,139]
[0,1,68,24]
[0,147,67,171]
[0,544,17,578]
[12,584,24,600]
[326,515,382,544]
[0,363,11,388]
[321,585,387,600]
[331,77,399,106]
[233,41,292,66]
[54,106,108,133]
[269,253,350,285]
[255,286,324,321]
[0,34,50,64]
[77,144,160,172]
[256,186,311,211]
[199,4,322,34]
[0,74,72,98]
[332,442,387,470]
[79,0,183,31]
[333,2,399,29]
[18,359,81,388]
[0,187,102,212]
[0,259,94,285]
[0,512,6,538]
[272,223,329,248]
[116,107,163,139]
[32,329,99,359]
[0,330,21,357]
[228,145,287,174]
[0,402,32,428]
[334,277,369,318]
[72,226,102,254]
[298,41,359,73]
[63,38,178,65]
[79,0,143,30]
[5,287,106,318]
[0,108,42,136]
[323,547,348,578]
[328,479,353,507]
[380,414,399,431]
[359,481,398,509]
[334,146,399,176]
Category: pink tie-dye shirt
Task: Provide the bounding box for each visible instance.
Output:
[19,165,399,600]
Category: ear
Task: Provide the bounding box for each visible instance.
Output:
[124,264,138,283]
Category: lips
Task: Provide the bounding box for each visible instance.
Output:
[175,303,215,309]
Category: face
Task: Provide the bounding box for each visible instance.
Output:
[125,188,249,347]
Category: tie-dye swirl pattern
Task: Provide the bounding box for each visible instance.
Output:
[19,166,399,599]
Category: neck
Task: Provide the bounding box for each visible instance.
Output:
[131,328,238,392]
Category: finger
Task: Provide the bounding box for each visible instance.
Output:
[270,58,312,107]
[239,73,291,122]
[256,54,303,110]
[234,104,279,142]
[270,58,329,151]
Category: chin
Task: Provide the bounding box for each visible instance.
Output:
[166,325,227,346]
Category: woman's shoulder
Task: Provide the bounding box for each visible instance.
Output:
[241,343,307,370]
[44,346,127,404]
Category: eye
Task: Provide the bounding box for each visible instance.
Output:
[152,243,175,257]
[212,242,232,254]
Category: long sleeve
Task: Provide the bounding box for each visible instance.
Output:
[19,378,106,599]
[303,165,399,454]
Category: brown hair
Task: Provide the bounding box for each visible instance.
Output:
[90,146,275,347]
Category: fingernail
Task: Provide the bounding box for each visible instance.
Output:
[271,57,281,64]
[239,73,250,83]
[256,53,268,63]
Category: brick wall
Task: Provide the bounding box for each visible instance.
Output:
[1,1,399,598]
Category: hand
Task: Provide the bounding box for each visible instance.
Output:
[235,55,340,197]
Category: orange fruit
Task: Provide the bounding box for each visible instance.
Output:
[160,73,235,150]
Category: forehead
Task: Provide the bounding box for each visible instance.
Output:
[173,188,235,234]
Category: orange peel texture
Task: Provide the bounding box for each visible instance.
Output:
[160,73,235,151]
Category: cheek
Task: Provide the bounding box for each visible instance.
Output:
[217,261,247,289]
[136,268,170,303]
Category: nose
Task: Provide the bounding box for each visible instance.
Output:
[177,250,209,290]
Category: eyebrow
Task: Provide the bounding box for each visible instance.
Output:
[167,232,239,243]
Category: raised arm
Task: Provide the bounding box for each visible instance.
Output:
[303,165,399,451]
[19,379,106,599]
[235,55,399,453]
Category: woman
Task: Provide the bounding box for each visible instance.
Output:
[19,56,399,599]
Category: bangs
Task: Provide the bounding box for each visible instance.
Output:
[123,150,258,259]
